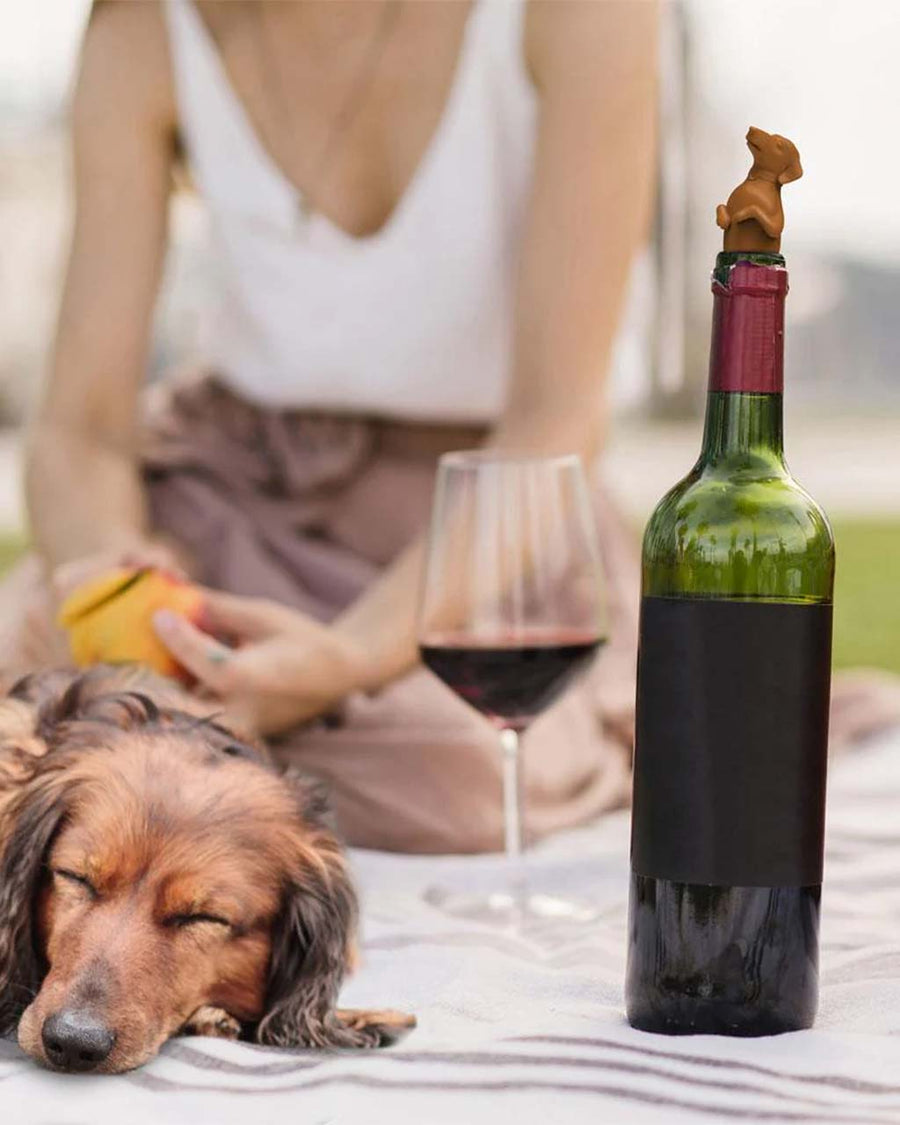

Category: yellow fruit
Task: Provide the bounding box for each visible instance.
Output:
[57,567,204,680]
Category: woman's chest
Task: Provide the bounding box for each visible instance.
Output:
[195,1,474,240]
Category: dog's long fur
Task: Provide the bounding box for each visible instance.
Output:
[0,667,412,1072]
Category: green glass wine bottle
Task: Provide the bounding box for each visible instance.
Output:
[625,247,835,1036]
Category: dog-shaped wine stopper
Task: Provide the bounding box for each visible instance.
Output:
[716,126,803,253]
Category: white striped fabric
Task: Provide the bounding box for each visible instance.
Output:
[5,729,900,1124]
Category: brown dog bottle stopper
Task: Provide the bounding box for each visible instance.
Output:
[716,126,803,253]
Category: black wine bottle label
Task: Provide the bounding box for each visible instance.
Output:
[631,596,832,887]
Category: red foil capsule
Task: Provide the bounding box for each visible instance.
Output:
[708,261,788,393]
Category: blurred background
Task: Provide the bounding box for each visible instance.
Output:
[1,0,898,670]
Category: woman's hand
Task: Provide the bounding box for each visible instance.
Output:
[152,590,370,737]
[51,540,187,604]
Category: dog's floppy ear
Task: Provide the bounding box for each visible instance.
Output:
[0,764,68,1035]
[256,772,362,1048]
[257,774,414,1049]
[0,673,93,1035]
[778,158,803,185]
[256,861,360,1048]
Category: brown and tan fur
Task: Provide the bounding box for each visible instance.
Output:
[0,667,413,1073]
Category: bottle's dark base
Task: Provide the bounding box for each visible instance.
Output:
[626,874,820,1038]
[627,1005,812,1038]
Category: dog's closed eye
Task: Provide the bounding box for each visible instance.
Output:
[164,913,233,930]
[53,869,98,899]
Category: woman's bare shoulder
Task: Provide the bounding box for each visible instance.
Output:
[525,0,657,93]
[78,1,176,134]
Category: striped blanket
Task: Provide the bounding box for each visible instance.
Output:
[4,729,900,1124]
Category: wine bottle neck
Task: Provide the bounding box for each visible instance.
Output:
[700,252,787,468]
[699,391,784,463]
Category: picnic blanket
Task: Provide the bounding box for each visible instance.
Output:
[3,729,900,1125]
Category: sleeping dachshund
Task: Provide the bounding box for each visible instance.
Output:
[0,666,413,1073]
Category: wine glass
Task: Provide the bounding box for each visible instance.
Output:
[418,451,608,925]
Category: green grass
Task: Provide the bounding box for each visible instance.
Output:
[833,520,900,673]
[0,521,896,671]
[0,532,26,577]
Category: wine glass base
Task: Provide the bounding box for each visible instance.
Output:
[424,883,600,933]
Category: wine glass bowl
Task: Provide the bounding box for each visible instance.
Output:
[419,631,604,734]
[418,451,607,923]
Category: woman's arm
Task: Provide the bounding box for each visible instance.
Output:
[156,1,657,733]
[334,0,658,687]
[26,3,176,568]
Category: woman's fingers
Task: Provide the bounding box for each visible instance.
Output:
[152,608,235,690]
[52,543,186,603]
[197,588,292,640]
[120,542,187,581]
[52,553,125,601]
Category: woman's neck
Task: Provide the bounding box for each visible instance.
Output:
[255,0,395,51]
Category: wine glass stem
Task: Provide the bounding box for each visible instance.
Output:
[500,727,523,861]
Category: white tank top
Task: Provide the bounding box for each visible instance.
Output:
[164,0,537,422]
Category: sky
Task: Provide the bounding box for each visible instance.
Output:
[1,0,899,262]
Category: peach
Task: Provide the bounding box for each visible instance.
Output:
[57,567,204,681]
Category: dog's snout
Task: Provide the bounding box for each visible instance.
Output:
[42,1009,116,1072]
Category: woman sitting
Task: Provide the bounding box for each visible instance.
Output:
[9,0,657,852]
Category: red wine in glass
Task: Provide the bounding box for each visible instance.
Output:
[418,451,608,925]
[421,630,606,732]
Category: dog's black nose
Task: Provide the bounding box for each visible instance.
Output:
[42,1009,116,1072]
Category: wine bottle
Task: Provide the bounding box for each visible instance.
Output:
[626,132,834,1036]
